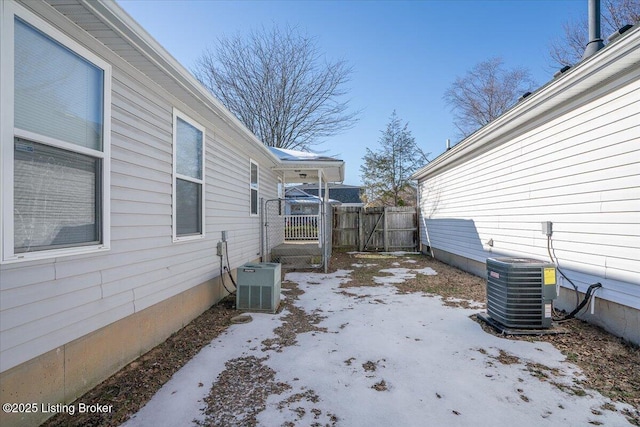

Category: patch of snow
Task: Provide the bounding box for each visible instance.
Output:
[413,267,437,276]
[382,251,421,255]
[374,267,437,284]
[123,259,633,427]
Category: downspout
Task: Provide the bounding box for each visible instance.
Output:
[582,0,605,60]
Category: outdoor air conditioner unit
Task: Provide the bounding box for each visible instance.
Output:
[236,262,281,313]
[486,258,557,329]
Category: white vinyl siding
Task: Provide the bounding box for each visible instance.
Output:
[1,3,111,263]
[418,77,640,310]
[0,0,282,373]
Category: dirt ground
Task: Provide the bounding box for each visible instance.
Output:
[43,251,640,427]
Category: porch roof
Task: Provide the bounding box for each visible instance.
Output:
[269,147,345,183]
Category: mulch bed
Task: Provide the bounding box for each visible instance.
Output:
[42,298,237,427]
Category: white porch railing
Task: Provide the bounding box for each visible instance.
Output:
[284,214,320,240]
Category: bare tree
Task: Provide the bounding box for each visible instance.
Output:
[361,111,430,207]
[194,25,358,151]
[548,0,640,68]
[443,57,536,140]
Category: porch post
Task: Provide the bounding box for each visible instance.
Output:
[260,196,265,262]
[318,170,323,249]
[324,177,331,273]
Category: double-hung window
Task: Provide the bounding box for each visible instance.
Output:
[1,5,111,262]
[250,160,259,216]
[173,110,205,241]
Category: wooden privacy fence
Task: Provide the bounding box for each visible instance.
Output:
[333,206,418,251]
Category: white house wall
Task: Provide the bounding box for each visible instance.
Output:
[418,69,640,312]
[0,0,280,373]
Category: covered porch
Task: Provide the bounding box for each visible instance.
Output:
[264,147,345,272]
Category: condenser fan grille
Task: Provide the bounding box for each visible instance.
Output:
[486,258,557,329]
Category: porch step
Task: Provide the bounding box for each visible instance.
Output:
[271,244,322,257]
[270,242,323,269]
[277,254,323,269]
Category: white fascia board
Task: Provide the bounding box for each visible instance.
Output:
[274,160,345,170]
[274,161,345,183]
[83,0,280,166]
[412,24,640,182]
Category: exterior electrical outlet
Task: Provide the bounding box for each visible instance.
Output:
[486,258,557,329]
[542,221,553,236]
[236,263,281,313]
[216,241,226,258]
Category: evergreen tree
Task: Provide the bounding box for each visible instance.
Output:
[361,112,429,207]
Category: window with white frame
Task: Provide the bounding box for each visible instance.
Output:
[173,110,205,240]
[1,6,111,262]
[250,160,259,215]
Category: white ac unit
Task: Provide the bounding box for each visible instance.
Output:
[486,258,557,329]
[236,262,281,313]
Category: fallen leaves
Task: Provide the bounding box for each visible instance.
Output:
[40,252,640,426]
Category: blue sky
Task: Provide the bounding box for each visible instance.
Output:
[117,0,588,185]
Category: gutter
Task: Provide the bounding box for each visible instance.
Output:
[85,0,282,166]
[412,23,640,182]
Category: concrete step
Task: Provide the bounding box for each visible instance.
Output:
[276,254,323,269]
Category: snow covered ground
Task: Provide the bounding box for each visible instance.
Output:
[122,263,634,427]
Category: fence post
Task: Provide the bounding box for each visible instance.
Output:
[358,207,364,252]
[383,207,389,252]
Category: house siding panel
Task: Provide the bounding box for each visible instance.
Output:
[0,0,280,375]
[1,296,135,375]
[417,62,640,313]
[1,272,103,312]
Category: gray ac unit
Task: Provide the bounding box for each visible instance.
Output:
[236,262,281,313]
[486,258,557,329]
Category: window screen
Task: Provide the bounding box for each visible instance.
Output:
[176,179,202,236]
[14,139,99,252]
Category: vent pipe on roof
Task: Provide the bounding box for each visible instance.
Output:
[446,139,451,150]
[582,0,605,60]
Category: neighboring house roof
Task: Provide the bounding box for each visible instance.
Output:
[411,23,640,181]
[294,184,364,204]
[270,147,345,184]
